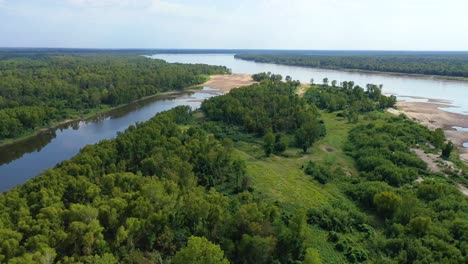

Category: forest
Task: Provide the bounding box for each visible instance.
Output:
[0,54,229,141]
[1,76,467,263]
[235,53,468,78]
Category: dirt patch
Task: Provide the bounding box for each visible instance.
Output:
[456,183,468,196]
[321,145,335,153]
[411,148,468,196]
[200,74,255,93]
[412,148,442,174]
[415,177,424,183]
[296,83,310,96]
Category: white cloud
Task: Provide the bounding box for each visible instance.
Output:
[65,0,155,9]
[0,0,6,7]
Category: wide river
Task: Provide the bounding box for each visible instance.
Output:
[152,54,468,114]
[1,53,468,192]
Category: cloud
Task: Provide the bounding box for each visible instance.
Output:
[65,0,155,9]
[0,0,6,7]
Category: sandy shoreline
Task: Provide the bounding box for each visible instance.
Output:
[388,101,468,162]
[198,74,255,93]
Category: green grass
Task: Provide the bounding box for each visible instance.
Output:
[304,226,349,264]
[231,111,357,211]
[229,112,361,263]
[235,145,339,211]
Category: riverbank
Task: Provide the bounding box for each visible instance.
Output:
[0,90,192,148]
[387,101,468,163]
[0,74,255,148]
[235,58,468,83]
[321,67,468,83]
[0,112,103,148]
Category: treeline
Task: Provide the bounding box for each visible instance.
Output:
[304,81,396,116]
[0,106,311,263]
[201,80,326,152]
[0,54,229,140]
[235,53,468,78]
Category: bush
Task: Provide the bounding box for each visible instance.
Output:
[304,161,332,184]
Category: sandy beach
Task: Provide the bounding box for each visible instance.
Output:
[199,74,255,93]
[388,101,468,163]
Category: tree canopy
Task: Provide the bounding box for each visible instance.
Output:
[236,53,468,78]
[0,54,229,141]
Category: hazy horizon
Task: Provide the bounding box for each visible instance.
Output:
[1,48,468,52]
[0,0,467,51]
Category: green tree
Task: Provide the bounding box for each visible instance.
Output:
[274,134,287,154]
[322,78,329,86]
[304,248,323,264]
[172,236,229,264]
[373,191,402,218]
[408,217,431,237]
[263,132,275,157]
[295,121,322,153]
[441,141,454,159]
[238,235,276,264]
[432,128,445,148]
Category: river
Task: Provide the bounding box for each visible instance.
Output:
[151,54,468,114]
[1,53,468,192]
[0,91,215,192]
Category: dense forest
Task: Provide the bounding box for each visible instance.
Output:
[0,77,467,263]
[0,54,229,141]
[235,53,468,78]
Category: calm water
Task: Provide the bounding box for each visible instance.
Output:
[151,54,468,114]
[2,53,468,192]
[0,91,215,192]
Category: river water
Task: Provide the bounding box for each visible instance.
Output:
[151,54,468,114]
[1,53,468,191]
[0,91,214,192]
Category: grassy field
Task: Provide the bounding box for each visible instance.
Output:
[233,111,357,211]
[229,111,360,263]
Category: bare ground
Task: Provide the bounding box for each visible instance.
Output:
[456,183,468,196]
[199,74,255,93]
[388,100,468,195]
[388,101,468,163]
[411,148,442,174]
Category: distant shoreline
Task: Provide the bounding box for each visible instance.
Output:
[0,90,192,148]
[0,74,255,149]
[234,57,468,83]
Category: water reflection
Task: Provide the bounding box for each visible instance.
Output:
[0,91,214,192]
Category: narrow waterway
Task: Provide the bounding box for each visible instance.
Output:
[0,91,215,192]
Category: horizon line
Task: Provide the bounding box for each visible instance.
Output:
[1,47,468,53]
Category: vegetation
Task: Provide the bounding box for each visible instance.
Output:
[236,53,468,78]
[0,105,312,263]
[201,80,327,154]
[0,54,229,141]
[1,74,467,263]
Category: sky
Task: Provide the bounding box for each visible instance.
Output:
[0,0,466,50]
